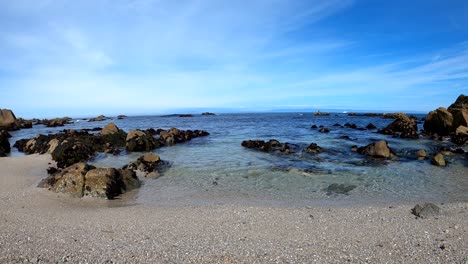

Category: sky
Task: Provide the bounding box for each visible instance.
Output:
[0,0,467,118]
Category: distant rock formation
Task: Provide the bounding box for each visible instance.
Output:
[202,112,216,116]
[89,115,108,122]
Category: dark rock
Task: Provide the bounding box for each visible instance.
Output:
[117,115,127,119]
[202,112,216,116]
[0,130,11,156]
[351,145,358,152]
[157,128,209,146]
[100,123,127,149]
[344,123,357,129]
[123,153,169,177]
[306,143,324,154]
[319,128,330,133]
[357,140,397,159]
[0,109,19,131]
[311,125,318,129]
[333,124,341,127]
[241,139,296,154]
[424,95,467,136]
[324,183,357,196]
[126,129,159,152]
[44,117,72,127]
[379,113,419,139]
[178,114,194,117]
[366,123,377,129]
[83,168,125,198]
[431,153,446,167]
[51,139,96,168]
[412,203,440,219]
[383,113,403,119]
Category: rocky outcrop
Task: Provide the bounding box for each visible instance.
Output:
[0,109,19,131]
[431,153,446,167]
[424,94,467,136]
[366,123,377,129]
[89,115,107,122]
[379,113,419,139]
[123,153,169,178]
[306,143,323,154]
[357,140,397,159]
[241,139,297,154]
[51,139,96,168]
[100,123,127,152]
[126,130,160,152]
[157,128,209,146]
[0,130,11,157]
[39,162,139,199]
[452,126,468,145]
[44,117,72,127]
[202,112,216,116]
[117,115,127,119]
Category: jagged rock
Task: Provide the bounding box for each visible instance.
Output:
[431,153,446,167]
[123,153,168,177]
[241,139,296,154]
[366,123,377,129]
[0,130,11,156]
[412,203,440,219]
[306,143,324,154]
[379,113,419,139]
[39,163,139,199]
[51,139,96,168]
[0,109,19,131]
[424,107,454,136]
[415,149,427,160]
[126,129,159,152]
[357,140,396,159]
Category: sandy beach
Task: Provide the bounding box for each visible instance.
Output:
[0,154,466,263]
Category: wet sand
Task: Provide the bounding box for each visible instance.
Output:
[0,155,467,263]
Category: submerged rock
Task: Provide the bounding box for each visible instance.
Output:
[241,139,297,154]
[412,203,440,219]
[123,153,169,178]
[318,127,330,133]
[366,123,377,129]
[324,183,356,196]
[357,140,397,159]
[306,143,324,154]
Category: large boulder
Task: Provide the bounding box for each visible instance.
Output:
[126,129,159,151]
[123,152,169,177]
[0,130,11,157]
[100,123,127,149]
[424,95,467,136]
[0,109,19,131]
[379,113,418,139]
[357,140,397,159]
[40,163,140,199]
[51,139,96,168]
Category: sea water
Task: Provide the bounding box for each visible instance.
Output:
[7,113,468,206]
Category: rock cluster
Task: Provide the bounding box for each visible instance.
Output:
[0,109,33,131]
[39,162,140,199]
[241,139,297,154]
[424,95,467,141]
[89,115,108,122]
[42,117,72,127]
[379,113,419,139]
[123,153,169,177]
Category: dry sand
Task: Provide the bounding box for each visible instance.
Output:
[0,155,467,263]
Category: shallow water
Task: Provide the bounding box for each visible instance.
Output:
[8,113,468,206]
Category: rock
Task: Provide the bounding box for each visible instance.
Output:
[313,111,330,116]
[51,139,96,168]
[157,128,209,146]
[452,125,468,145]
[431,153,446,167]
[415,149,427,160]
[178,114,194,117]
[366,123,377,129]
[412,203,440,219]
[88,115,107,122]
[318,128,330,133]
[379,113,419,139]
[117,115,127,119]
[344,123,357,129]
[143,152,160,163]
[241,139,297,154]
[40,163,139,199]
[46,163,92,197]
[126,129,159,152]
[83,168,125,198]
[324,183,357,196]
[383,113,404,119]
[0,129,11,156]
[46,139,60,154]
[44,117,72,127]
[311,125,318,129]
[123,153,168,177]
[306,143,324,154]
[357,140,397,159]
[0,109,19,131]
[202,112,216,116]
[351,145,358,152]
[101,123,119,135]
[424,107,454,135]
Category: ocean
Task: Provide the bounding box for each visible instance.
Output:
[7,113,468,206]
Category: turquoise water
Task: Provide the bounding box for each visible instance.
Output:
[8,113,468,205]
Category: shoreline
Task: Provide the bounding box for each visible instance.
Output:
[1,154,467,263]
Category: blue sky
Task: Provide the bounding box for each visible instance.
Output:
[0,0,467,118]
